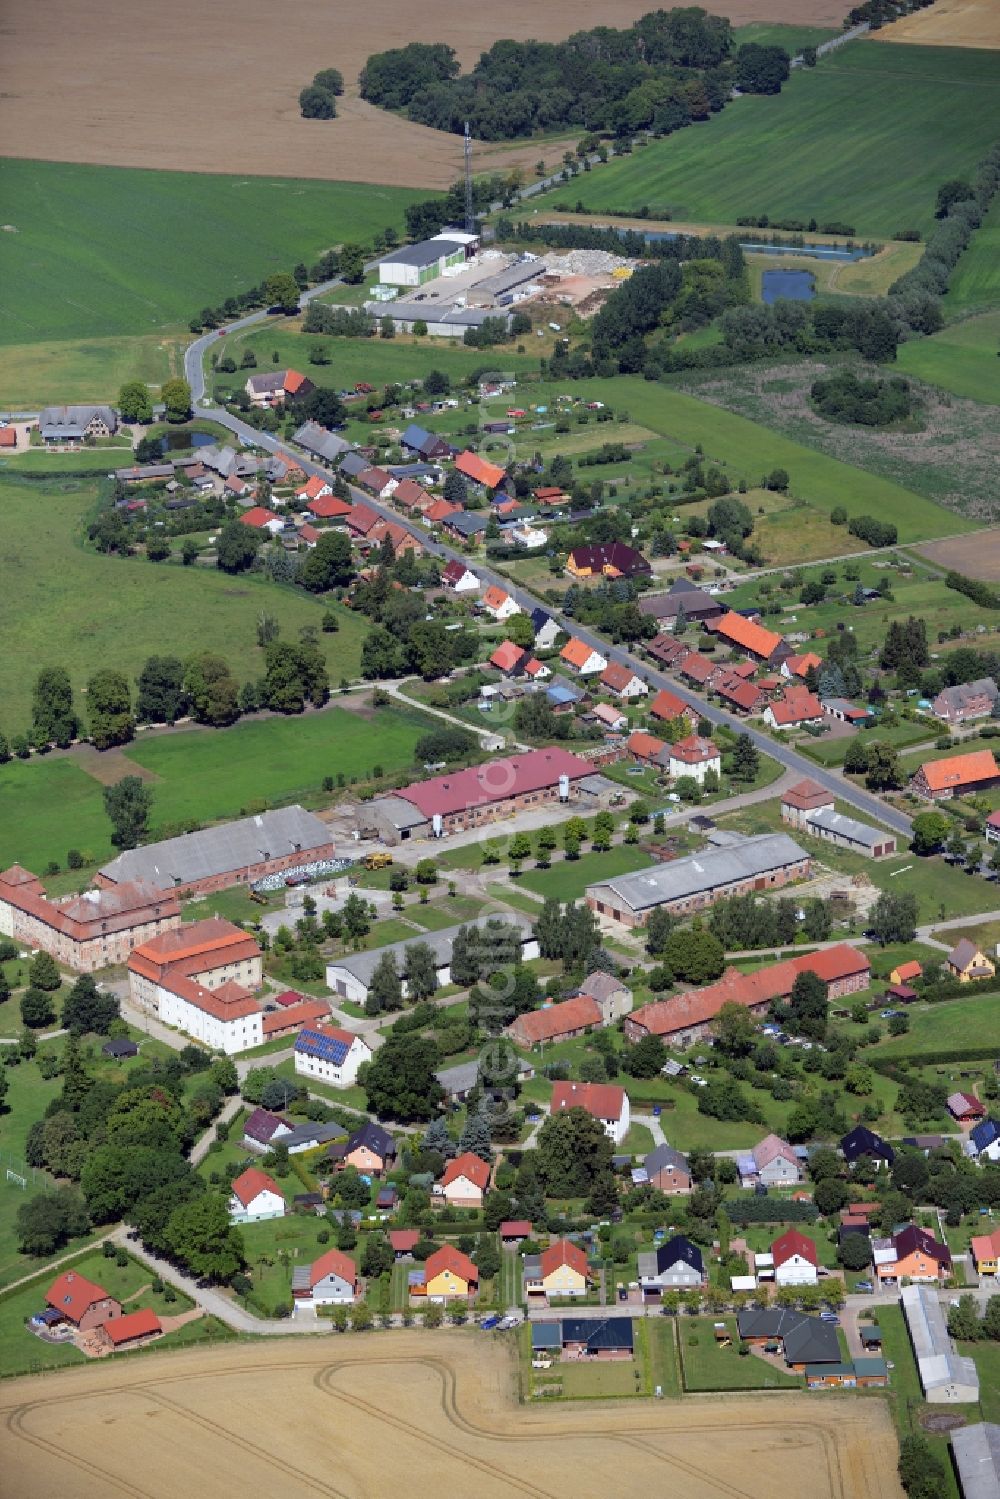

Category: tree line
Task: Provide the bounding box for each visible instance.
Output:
[358,12,791,143]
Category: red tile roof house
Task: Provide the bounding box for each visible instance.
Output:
[708,611,784,664]
[423,497,463,525]
[948,1091,986,1122]
[419,1244,480,1301]
[506,994,603,1049]
[229,1167,285,1224]
[667,734,721,784]
[771,1229,819,1287]
[560,637,608,677]
[627,730,667,767]
[46,1271,122,1331]
[304,493,354,521]
[240,506,285,535]
[591,701,628,732]
[392,477,434,513]
[679,652,716,687]
[712,674,765,716]
[480,584,521,622]
[625,945,870,1047]
[782,652,822,681]
[355,466,397,500]
[297,523,321,548]
[102,1308,163,1351]
[345,502,382,539]
[600,661,648,699]
[490,640,532,678]
[551,1080,630,1146]
[292,1248,358,1307]
[454,451,507,491]
[646,634,691,670]
[912,749,1000,800]
[764,686,824,730]
[437,1151,491,1207]
[262,997,330,1040]
[368,517,424,558]
[649,688,697,729]
[296,475,332,503]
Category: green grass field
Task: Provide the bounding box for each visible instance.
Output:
[540,42,1000,237]
[897,310,1000,406]
[0,335,188,409]
[0,474,373,734]
[214,326,540,393]
[0,702,431,871]
[732,23,839,53]
[518,846,656,903]
[0,159,424,348]
[944,198,1000,316]
[581,379,963,543]
[875,992,1000,1058]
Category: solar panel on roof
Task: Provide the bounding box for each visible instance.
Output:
[295,1029,349,1064]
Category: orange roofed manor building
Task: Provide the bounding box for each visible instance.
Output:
[127,918,267,1054]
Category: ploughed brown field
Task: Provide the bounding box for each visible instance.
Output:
[916,531,1000,581]
[2,0,848,189]
[0,1333,903,1499]
[870,0,1000,49]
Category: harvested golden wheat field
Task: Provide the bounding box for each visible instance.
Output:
[0,1334,902,1499]
[1,0,850,188]
[869,0,1000,49]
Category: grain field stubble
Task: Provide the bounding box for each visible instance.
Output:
[1,0,849,188]
[0,1333,902,1499]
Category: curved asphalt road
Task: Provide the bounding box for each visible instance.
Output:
[185,305,911,840]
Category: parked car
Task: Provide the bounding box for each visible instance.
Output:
[480,1315,500,1330]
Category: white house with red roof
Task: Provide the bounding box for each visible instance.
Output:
[437,1151,491,1207]
[292,1248,357,1307]
[550,1080,630,1146]
[229,1167,285,1224]
[127,919,265,1054]
[293,1025,372,1087]
[481,584,520,621]
[441,559,480,593]
[764,687,824,731]
[771,1228,818,1286]
[239,506,284,535]
[561,637,608,676]
[749,1134,801,1187]
[303,492,353,521]
[601,661,648,699]
[296,475,332,504]
[668,734,721,784]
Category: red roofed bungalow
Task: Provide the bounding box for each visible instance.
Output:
[649,688,695,726]
[454,451,507,489]
[262,997,329,1037]
[424,497,462,524]
[298,523,321,546]
[679,652,715,685]
[345,502,381,537]
[389,1229,420,1257]
[103,1308,162,1349]
[627,730,666,766]
[240,506,281,530]
[305,493,353,519]
[490,640,529,676]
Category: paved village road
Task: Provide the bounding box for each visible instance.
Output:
[186,383,914,842]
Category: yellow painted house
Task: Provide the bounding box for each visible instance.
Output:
[524,1239,591,1299]
[971,1228,1000,1277]
[946,939,996,984]
[423,1245,478,1301]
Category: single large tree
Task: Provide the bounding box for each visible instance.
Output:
[216,518,262,575]
[166,1193,245,1282]
[32,666,79,748]
[87,668,135,749]
[103,775,154,850]
[184,653,240,726]
[136,655,187,724]
[118,381,153,424]
[535,1107,612,1197]
[403,942,438,1001]
[366,951,403,1016]
[161,377,192,423]
[300,530,354,592]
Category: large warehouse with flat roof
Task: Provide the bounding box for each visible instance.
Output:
[326,915,537,1005]
[586,833,810,928]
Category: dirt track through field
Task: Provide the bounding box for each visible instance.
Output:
[0,1333,902,1499]
[2,0,849,189]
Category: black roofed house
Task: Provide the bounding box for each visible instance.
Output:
[101,1037,138,1059]
[343,1121,396,1175]
[841,1125,895,1169]
[639,577,725,626]
[638,1234,704,1297]
[737,1307,839,1369]
[561,1316,634,1359]
[567,542,651,580]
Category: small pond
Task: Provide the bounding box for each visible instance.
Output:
[762,269,815,304]
[632,231,874,262]
[157,429,216,455]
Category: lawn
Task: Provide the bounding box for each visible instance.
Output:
[875,992,1000,1058]
[732,22,839,53]
[678,1317,802,1391]
[0,158,424,348]
[214,327,540,395]
[557,1357,643,1398]
[239,1212,341,1315]
[964,1339,1000,1426]
[0,474,372,733]
[406,895,486,930]
[518,846,656,903]
[0,334,189,409]
[0,701,430,873]
[897,310,1000,407]
[538,42,1000,237]
[943,197,1000,316]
